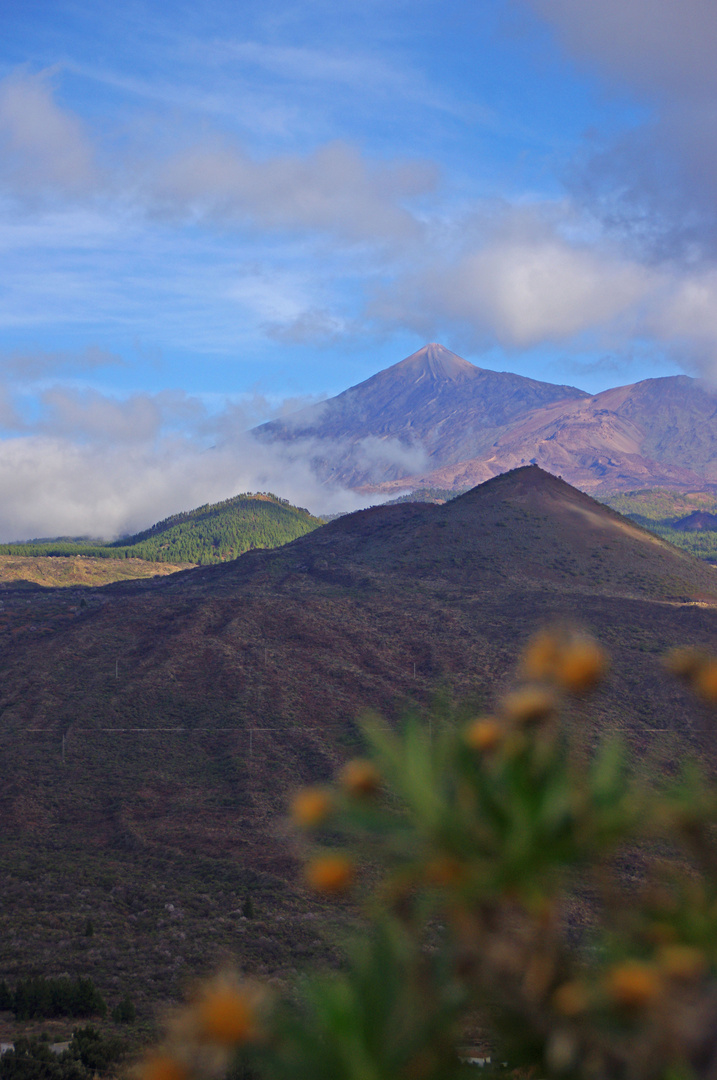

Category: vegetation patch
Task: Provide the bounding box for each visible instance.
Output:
[0,494,324,567]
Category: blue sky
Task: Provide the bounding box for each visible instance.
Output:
[0,0,716,537]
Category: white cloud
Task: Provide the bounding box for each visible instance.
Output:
[435,237,649,348]
[0,70,99,200]
[0,427,379,542]
[523,1,717,261]
[38,388,163,443]
[0,66,437,250]
[371,210,653,349]
[524,0,717,101]
[0,380,387,541]
[148,138,437,242]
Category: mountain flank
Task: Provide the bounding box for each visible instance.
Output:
[258,343,717,494]
[378,374,717,495]
[0,467,715,1022]
[257,343,587,487]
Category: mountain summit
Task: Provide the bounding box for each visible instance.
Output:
[257,343,585,487]
[390,342,477,382]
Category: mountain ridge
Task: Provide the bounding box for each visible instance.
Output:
[257,344,717,495]
[257,343,588,487]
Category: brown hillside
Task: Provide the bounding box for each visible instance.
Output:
[0,467,715,1014]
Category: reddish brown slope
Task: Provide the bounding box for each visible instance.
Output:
[370,376,717,494]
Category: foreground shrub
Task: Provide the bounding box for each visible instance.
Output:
[142,629,717,1080]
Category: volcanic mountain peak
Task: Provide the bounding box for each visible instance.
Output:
[435,465,649,533]
[257,344,586,487]
[389,342,479,383]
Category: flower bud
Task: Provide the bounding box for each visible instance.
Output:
[305,855,355,895]
[291,788,333,828]
[464,718,503,752]
[196,983,261,1045]
[502,686,556,725]
[340,759,381,797]
[605,962,662,1009]
[139,1056,187,1080]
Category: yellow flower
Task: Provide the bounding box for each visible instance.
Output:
[695,659,717,704]
[657,944,707,983]
[196,983,260,1046]
[502,686,556,725]
[339,759,381,797]
[552,980,589,1017]
[521,628,607,692]
[290,787,334,828]
[304,854,355,894]
[605,962,662,1009]
[464,717,503,752]
[424,856,465,887]
[663,646,706,679]
[139,1056,187,1080]
[521,630,562,682]
[554,638,606,693]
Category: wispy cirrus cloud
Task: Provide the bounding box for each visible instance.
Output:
[0,345,125,380]
[145,138,438,242]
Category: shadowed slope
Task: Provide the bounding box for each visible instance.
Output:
[0,468,715,1011]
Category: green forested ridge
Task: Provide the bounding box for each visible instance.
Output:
[0,493,325,566]
[0,976,107,1020]
[601,488,717,563]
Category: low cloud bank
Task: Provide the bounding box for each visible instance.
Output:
[0,430,380,543]
[0,376,424,542]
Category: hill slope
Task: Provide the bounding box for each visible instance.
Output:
[673,511,717,531]
[601,489,717,564]
[0,468,715,1016]
[0,554,188,587]
[0,492,324,566]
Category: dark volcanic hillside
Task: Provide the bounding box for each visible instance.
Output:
[0,467,715,1017]
[257,343,586,486]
